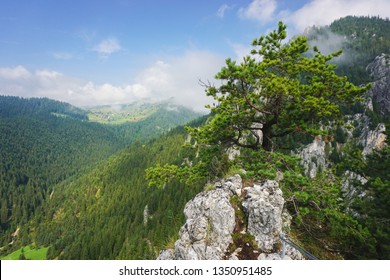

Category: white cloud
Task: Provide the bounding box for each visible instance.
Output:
[134,51,225,112]
[51,51,74,60]
[238,0,277,23]
[36,70,63,79]
[217,4,233,18]
[77,82,150,105]
[0,65,31,80]
[92,37,122,58]
[286,0,390,32]
[138,60,173,91]
[0,51,225,112]
[228,41,253,62]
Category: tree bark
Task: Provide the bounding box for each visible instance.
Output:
[262,126,273,151]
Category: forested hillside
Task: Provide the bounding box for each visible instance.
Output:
[109,105,202,144]
[34,121,205,259]
[305,16,390,85]
[0,96,200,255]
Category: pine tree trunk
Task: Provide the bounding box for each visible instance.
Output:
[261,123,273,151]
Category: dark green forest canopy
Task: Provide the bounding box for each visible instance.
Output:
[0,96,201,254]
[0,96,88,119]
[33,124,204,259]
[0,96,121,247]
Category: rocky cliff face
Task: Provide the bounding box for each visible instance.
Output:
[296,55,388,212]
[157,175,303,260]
[367,54,390,116]
[360,123,387,157]
[297,136,327,179]
[341,170,368,208]
[297,54,389,177]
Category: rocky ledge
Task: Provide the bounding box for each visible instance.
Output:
[157,175,304,260]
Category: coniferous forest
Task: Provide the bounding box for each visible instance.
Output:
[0,96,201,258]
[0,16,389,260]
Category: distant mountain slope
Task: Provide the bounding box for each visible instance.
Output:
[305,16,390,85]
[0,96,88,120]
[106,102,202,144]
[0,97,122,247]
[33,120,206,259]
[87,101,200,125]
[0,96,202,252]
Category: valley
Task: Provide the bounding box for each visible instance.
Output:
[0,97,201,259]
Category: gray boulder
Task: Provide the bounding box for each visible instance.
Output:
[163,176,239,260]
[242,180,284,252]
[157,175,304,260]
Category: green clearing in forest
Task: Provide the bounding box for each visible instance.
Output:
[1,245,48,260]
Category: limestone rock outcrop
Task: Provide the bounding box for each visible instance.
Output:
[157,175,303,260]
[360,123,387,157]
[297,136,326,179]
[367,54,390,117]
[342,170,368,209]
[242,180,284,252]
[157,175,238,260]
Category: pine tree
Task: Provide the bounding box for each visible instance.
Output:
[146,21,369,188]
[193,21,368,152]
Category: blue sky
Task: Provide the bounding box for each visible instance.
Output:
[0,0,389,111]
